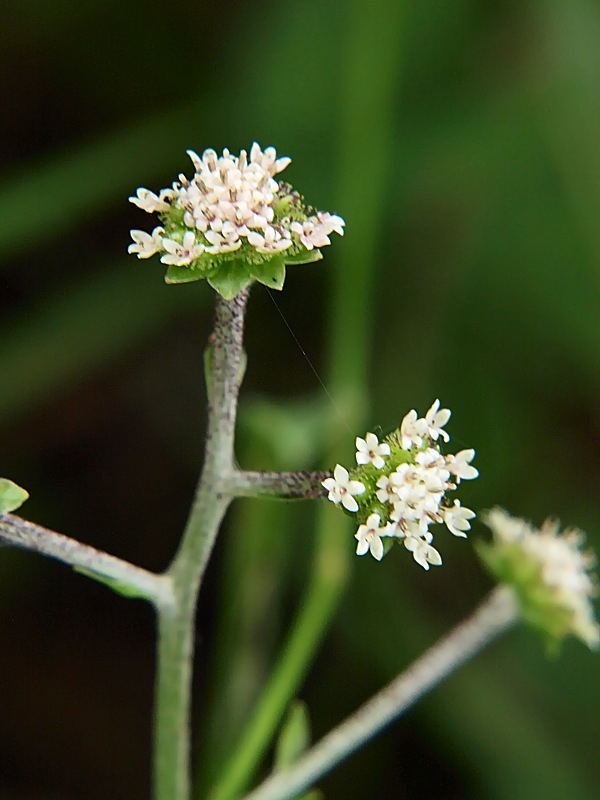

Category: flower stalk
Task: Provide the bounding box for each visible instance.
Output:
[241,586,519,800]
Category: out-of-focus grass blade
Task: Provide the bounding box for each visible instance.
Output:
[0,261,208,422]
[533,0,600,265]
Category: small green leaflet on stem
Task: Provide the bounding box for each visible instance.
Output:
[0,479,29,514]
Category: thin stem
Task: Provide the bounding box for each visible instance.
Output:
[153,287,251,800]
[0,513,169,603]
[242,586,519,800]
[226,470,330,499]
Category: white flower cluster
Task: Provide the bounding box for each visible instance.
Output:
[483,508,599,649]
[322,401,478,570]
[128,143,344,267]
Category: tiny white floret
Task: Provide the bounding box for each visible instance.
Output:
[322,464,365,512]
[160,231,205,266]
[443,500,476,537]
[400,409,423,450]
[447,449,479,481]
[404,535,443,570]
[424,399,451,443]
[128,227,165,259]
[129,187,173,213]
[355,432,390,469]
[355,513,387,561]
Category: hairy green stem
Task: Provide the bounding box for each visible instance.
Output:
[242,587,519,800]
[226,470,330,499]
[0,513,169,603]
[153,287,250,800]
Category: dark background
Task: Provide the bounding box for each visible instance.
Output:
[1,1,600,798]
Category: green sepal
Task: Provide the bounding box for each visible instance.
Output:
[382,537,396,557]
[274,701,311,771]
[164,265,205,284]
[207,260,253,300]
[284,249,323,266]
[0,478,29,514]
[244,256,286,290]
[73,566,152,601]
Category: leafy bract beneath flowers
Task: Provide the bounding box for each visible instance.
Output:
[128,143,344,299]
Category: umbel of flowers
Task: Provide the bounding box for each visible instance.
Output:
[479,508,599,650]
[128,143,345,299]
[322,401,478,570]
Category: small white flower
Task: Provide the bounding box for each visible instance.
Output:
[424,399,451,443]
[484,509,529,543]
[290,219,317,250]
[128,226,165,258]
[447,449,478,481]
[160,231,205,266]
[355,433,390,469]
[129,187,173,213]
[204,229,242,254]
[322,464,365,512]
[400,409,426,450]
[375,474,398,504]
[246,226,292,253]
[355,513,387,561]
[443,500,476,537]
[250,142,291,176]
[315,211,345,237]
[404,535,443,570]
[290,212,345,250]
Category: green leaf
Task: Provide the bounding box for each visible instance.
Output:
[207,260,253,300]
[164,265,205,284]
[244,256,286,290]
[0,478,29,514]
[274,701,311,771]
[284,249,323,266]
[73,566,151,600]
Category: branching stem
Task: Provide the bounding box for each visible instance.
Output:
[153,287,251,800]
[0,513,170,604]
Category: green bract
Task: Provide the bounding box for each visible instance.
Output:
[0,478,29,514]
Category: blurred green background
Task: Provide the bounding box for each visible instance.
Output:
[2,0,600,798]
